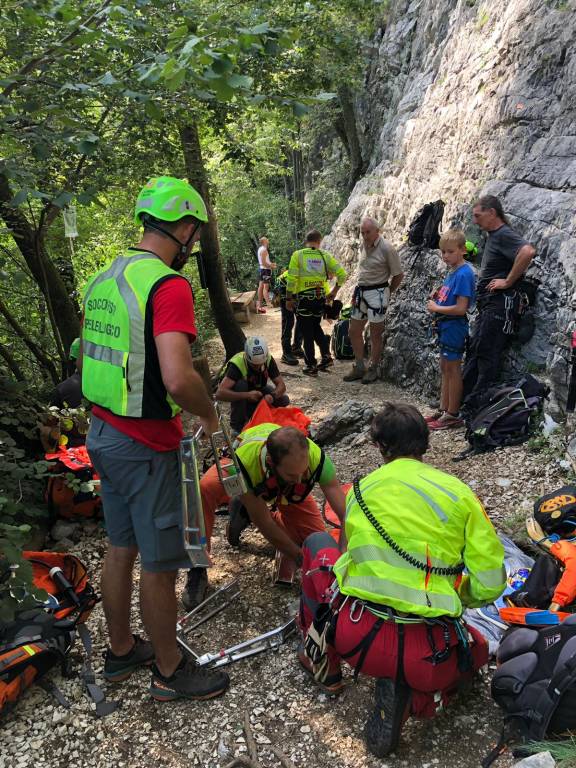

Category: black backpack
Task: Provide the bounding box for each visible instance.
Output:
[407,200,445,249]
[486,617,576,765]
[462,375,549,456]
[331,319,354,360]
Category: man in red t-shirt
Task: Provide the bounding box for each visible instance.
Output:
[82,177,229,702]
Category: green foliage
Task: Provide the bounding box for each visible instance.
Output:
[0,378,51,620]
[0,0,377,611]
[213,162,295,289]
[0,545,48,624]
[524,737,576,766]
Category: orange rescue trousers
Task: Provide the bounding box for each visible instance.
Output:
[200,464,325,548]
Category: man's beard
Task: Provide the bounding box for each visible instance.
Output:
[171,251,190,272]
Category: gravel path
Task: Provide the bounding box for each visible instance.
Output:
[1,308,569,768]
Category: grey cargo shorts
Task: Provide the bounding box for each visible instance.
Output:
[86,415,190,572]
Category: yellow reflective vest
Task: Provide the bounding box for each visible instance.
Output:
[286,247,346,296]
[333,459,506,618]
[233,423,325,505]
[82,250,181,419]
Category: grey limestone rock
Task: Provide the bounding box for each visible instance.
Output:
[310,400,374,445]
[323,0,576,409]
[513,752,556,768]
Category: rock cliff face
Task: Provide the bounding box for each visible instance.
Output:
[325,0,576,414]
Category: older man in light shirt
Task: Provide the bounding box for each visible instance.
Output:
[344,218,404,384]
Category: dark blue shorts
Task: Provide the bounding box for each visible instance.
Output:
[438,319,468,361]
[259,268,272,283]
[86,416,190,572]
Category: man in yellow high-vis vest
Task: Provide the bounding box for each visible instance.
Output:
[286,229,346,376]
[82,176,229,702]
[296,402,505,757]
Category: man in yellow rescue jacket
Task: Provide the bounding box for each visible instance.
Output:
[215,336,289,434]
[82,176,229,703]
[181,422,347,609]
[286,229,346,376]
[297,402,505,757]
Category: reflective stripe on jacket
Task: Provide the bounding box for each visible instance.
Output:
[333,458,505,618]
[81,250,180,419]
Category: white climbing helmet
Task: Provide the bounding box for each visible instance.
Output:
[245,336,269,367]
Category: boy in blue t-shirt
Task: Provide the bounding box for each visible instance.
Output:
[426,229,476,430]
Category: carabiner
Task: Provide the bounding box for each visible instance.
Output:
[349,599,365,623]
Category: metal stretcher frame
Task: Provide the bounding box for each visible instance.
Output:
[180,411,247,568]
[179,412,295,666]
[176,579,296,667]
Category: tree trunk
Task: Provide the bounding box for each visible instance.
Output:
[0,172,80,359]
[0,344,25,381]
[179,122,245,359]
[292,147,305,241]
[337,85,365,190]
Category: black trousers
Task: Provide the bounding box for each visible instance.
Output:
[296,313,330,368]
[462,293,513,403]
[229,380,290,432]
[280,300,303,355]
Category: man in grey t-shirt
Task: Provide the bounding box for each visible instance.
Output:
[343,218,404,384]
[462,195,535,404]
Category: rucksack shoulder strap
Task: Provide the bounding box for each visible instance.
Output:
[527,646,576,740]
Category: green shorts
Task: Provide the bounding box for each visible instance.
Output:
[86,416,190,572]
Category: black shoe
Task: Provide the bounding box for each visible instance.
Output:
[226,497,251,546]
[103,635,155,682]
[292,348,305,359]
[302,366,318,377]
[150,656,230,701]
[318,356,334,371]
[364,678,411,758]
[281,353,299,366]
[181,567,208,611]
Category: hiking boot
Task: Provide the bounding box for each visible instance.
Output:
[103,635,155,682]
[226,497,251,546]
[292,348,305,359]
[297,648,344,695]
[428,412,464,430]
[362,366,379,385]
[364,678,411,758]
[181,567,208,612]
[425,410,445,423]
[302,366,318,377]
[318,356,334,371]
[281,353,299,366]
[343,363,365,382]
[150,656,230,701]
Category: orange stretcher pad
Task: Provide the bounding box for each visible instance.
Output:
[499,540,576,625]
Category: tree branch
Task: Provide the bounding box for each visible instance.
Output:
[0,343,25,381]
[2,0,113,99]
[0,296,58,383]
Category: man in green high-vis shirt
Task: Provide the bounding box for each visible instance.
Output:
[82,176,229,702]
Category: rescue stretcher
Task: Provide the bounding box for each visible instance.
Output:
[178,413,297,665]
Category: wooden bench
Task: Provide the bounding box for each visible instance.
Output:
[229,290,256,324]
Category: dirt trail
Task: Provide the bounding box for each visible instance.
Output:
[1,307,566,768]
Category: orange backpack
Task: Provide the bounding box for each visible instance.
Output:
[0,552,114,718]
[45,446,102,520]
